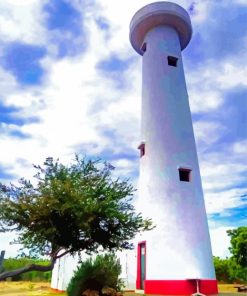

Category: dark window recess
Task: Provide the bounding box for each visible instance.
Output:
[179,168,191,182]
[138,143,145,158]
[167,56,178,67]
[141,43,147,54]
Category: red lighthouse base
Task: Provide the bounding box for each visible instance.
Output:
[136,243,218,294]
[143,279,218,295]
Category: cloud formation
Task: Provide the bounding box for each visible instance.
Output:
[0,0,246,258]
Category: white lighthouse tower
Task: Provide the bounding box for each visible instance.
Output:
[130,2,217,295]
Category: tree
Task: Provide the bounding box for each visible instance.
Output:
[227,226,247,268]
[0,156,153,280]
[213,227,247,283]
[213,256,247,283]
[213,256,230,283]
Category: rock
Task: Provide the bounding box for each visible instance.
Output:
[238,286,247,292]
[82,289,99,296]
[234,285,247,292]
[101,286,117,296]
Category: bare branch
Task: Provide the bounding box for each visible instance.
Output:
[0,258,55,281]
[0,247,72,280]
[55,249,71,259]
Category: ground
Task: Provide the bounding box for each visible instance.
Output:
[0,282,243,296]
[0,282,66,296]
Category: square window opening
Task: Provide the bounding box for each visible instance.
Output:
[138,143,145,158]
[168,56,178,67]
[179,168,191,182]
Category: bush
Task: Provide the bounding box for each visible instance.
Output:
[67,253,123,296]
[228,258,247,283]
[213,256,247,283]
[3,257,51,281]
[213,256,230,283]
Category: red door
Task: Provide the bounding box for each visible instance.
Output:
[137,241,146,290]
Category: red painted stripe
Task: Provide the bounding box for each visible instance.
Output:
[200,280,218,294]
[144,279,218,295]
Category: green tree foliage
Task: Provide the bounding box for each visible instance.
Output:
[213,257,230,283]
[67,253,123,296]
[3,258,51,281]
[213,256,247,283]
[227,226,247,268]
[213,226,247,283]
[0,156,153,280]
[228,258,247,283]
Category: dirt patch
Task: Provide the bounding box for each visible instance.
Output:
[0,282,67,296]
[0,282,241,296]
[218,284,243,293]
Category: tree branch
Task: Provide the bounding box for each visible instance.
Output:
[0,247,72,280]
[55,249,71,259]
[0,258,55,281]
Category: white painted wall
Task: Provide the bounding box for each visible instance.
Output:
[51,252,80,291]
[51,250,136,291]
[130,2,216,281]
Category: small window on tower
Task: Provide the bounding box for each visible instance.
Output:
[138,142,145,158]
[179,168,191,182]
[141,43,147,55]
[167,56,178,67]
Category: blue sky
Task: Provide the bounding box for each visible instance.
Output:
[0,0,246,258]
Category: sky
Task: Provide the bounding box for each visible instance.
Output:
[0,0,246,259]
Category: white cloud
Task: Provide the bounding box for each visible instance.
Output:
[216,60,247,89]
[232,140,247,154]
[209,226,231,258]
[0,67,18,98]
[186,62,225,113]
[205,188,246,214]
[0,0,245,198]
[186,39,247,113]
[0,0,46,45]
[202,162,246,190]
[189,0,211,24]
[194,120,226,149]
[235,0,247,6]
[0,232,20,258]
[0,10,142,181]
[0,0,246,262]
[198,139,247,215]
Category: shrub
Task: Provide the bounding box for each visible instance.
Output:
[67,253,123,296]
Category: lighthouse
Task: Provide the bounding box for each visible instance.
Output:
[130,2,217,295]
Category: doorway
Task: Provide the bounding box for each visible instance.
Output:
[137,241,146,290]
